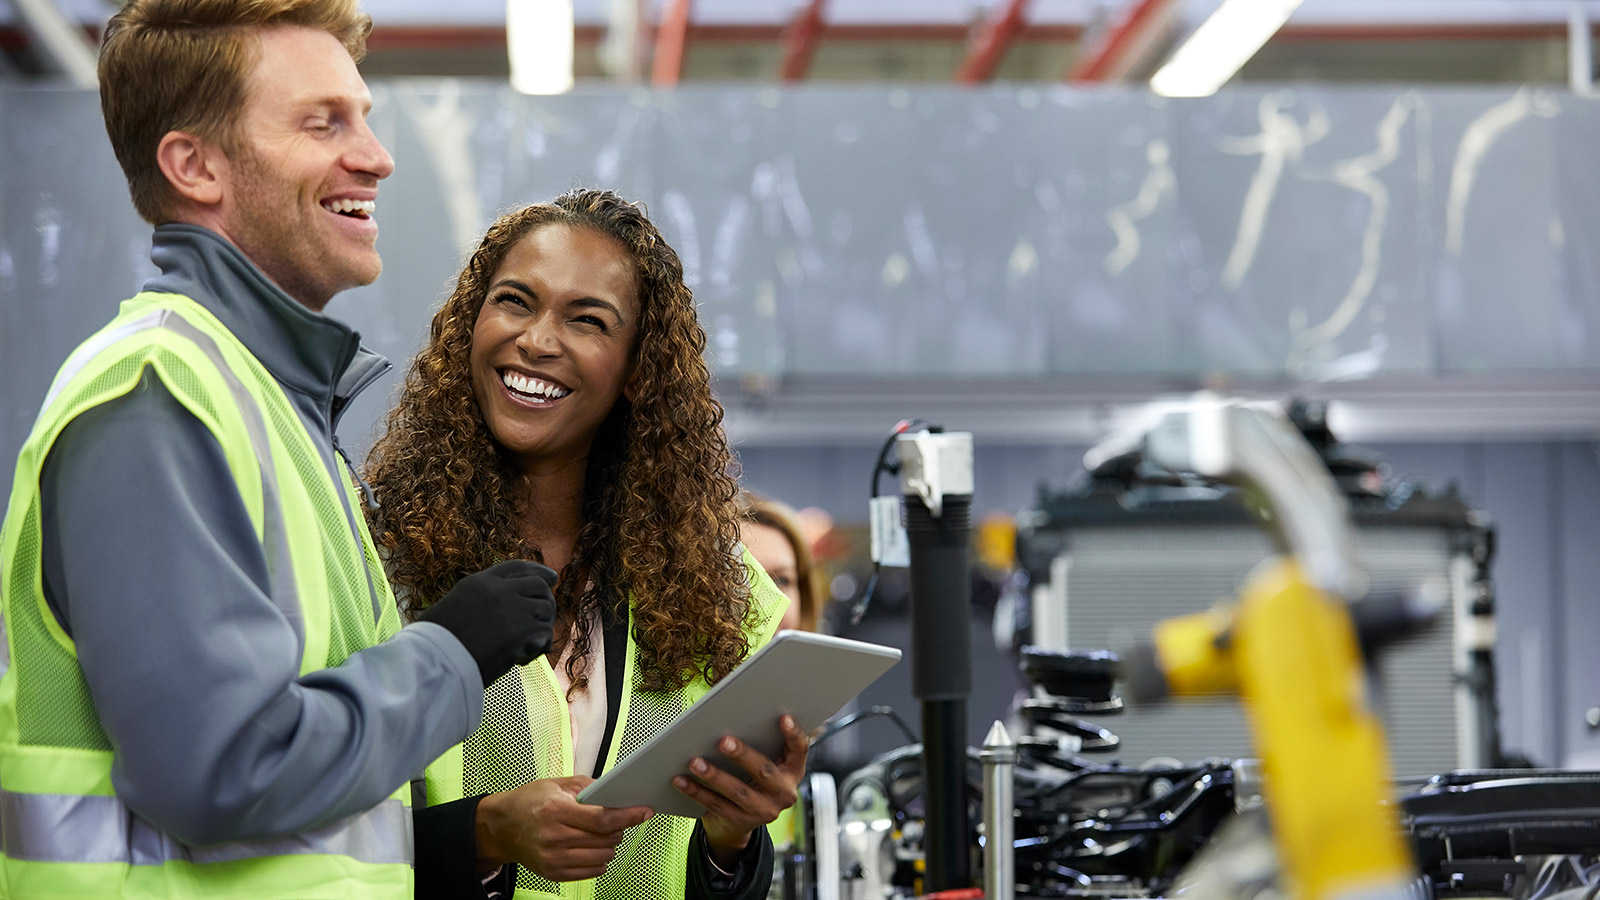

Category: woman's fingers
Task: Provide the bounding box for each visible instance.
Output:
[673,769,751,823]
[676,729,801,822]
[716,723,805,808]
[557,803,655,838]
[539,845,621,881]
[685,717,813,860]
[775,715,810,778]
[485,777,654,881]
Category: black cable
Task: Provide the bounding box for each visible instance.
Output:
[868,418,931,499]
[848,569,879,627]
[1582,859,1600,886]
[810,704,918,749]
[1036,762,1142,802]
[1525,857,1573,900]
[849,418,936,626]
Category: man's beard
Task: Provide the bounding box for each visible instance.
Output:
[226,144,375,310]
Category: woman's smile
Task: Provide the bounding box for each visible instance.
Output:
[498,369,572,405]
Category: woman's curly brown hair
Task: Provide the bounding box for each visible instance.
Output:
[365,188,751,692]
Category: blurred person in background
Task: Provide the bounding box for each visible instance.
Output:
[737,492,822,635]
[736,491,826,854]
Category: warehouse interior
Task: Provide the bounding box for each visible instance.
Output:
[4,0,1600,896]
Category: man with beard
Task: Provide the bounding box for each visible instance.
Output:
[0,1,570,896]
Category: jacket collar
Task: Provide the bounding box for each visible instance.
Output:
[144,224,390,426]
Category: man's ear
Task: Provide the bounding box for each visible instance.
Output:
[155,130,226,207]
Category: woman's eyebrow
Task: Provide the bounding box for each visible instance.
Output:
[490,278,536,296]
[572,296,626,323]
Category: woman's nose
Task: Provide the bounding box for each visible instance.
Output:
[515,318,561,358]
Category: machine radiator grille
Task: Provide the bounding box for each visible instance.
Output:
[1053,524,1458,778]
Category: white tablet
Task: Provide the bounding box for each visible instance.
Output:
[577,630,901,818]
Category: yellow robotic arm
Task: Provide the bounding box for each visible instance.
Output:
[1098,399,1416,900]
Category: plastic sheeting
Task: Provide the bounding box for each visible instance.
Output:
[4,83,1600,467]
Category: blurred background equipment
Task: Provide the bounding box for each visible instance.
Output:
[1013,398,1505,778]
[896,427,976,893]
[751,398,1600,900]
[1095,397,1418,900]
[802,398,1427,900]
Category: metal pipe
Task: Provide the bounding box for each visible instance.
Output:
[599,0,648,82]
[1066,0,1178,84]
[919,700,969,890]
[779,0,827,81]
[981,720,1017,900]
[14,0,98,88]
[954,0,1029,84]
[810,772,840,900]
[898,431,975,892]
[1571,1,1594,95]
[650,0,692,86]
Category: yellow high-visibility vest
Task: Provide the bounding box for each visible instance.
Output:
[0,293,412,899]
[425,554,786,900]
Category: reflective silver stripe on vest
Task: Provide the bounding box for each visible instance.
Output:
[38,310,169,414]
[156,314,303,649]
[0,790,411,866]
[38,308,304,651]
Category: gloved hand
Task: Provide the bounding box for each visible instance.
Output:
[419,560,558,687]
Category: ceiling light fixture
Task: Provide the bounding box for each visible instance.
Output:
[507,0,575,95]
[1149,0,1304,98]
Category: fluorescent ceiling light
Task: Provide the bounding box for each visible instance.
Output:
[1149,0,1304,97]
[507,0,575,95]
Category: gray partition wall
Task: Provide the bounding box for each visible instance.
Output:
[5,82,1600,768]
[8,84,1600,450]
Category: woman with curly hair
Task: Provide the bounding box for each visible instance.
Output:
[366,189,802,899]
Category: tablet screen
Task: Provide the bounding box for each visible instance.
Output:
[578,631,901,818]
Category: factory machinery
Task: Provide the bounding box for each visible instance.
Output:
[779,399,1600,900]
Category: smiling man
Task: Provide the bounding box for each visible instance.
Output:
[0,1,562,897]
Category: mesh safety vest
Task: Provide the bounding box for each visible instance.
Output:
[0,292,412,899]
[425,557,786,900]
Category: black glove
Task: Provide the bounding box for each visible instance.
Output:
[419,560,558,687]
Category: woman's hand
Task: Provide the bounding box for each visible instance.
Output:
[475,776,654,882]
[673,715,809,869]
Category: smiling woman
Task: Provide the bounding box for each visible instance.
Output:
[469,223,640,472]
[364,189,801,899]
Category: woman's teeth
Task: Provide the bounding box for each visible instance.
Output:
[502,371,571,401]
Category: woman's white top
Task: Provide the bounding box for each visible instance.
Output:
[552,608,607,778]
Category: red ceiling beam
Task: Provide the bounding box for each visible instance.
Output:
[1277,23,1566,42]
[346,22,1086,54]
[954,0,1029,84]
[771,22,1078,43]
[651,0,693,86]
[780,0,828,81]
[1065,0,1179,83]
[0,22,100,51]
[345,19,1566,57]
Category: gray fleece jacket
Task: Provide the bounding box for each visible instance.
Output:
[37,223,484,844]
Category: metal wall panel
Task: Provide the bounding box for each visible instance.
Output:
[1045,524,1460,778]
[9,85,1600,473]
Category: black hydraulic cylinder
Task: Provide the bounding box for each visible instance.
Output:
[921,698,969,891]
[905,492,972,891]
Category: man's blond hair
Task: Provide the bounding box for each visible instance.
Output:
[98,0,372,224]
